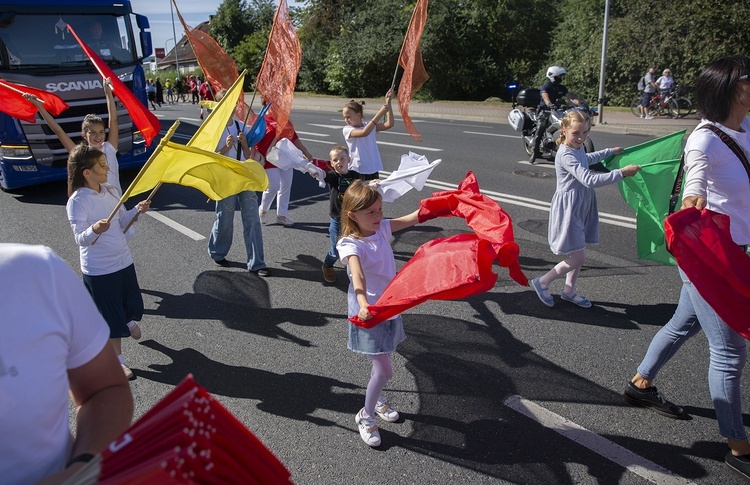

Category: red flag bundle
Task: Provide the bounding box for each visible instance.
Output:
[396,0,429,142]
[255,0,301,138]
[66,375,291,484]
[67,25,161,146]
[170,0,253,122]
[0,79,69,123]
[665,207,750,339]
[349,172,528,328]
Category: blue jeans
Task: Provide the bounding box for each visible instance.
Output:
[207,191,267,271]
[323,216,341,268]
[637,268,747,440]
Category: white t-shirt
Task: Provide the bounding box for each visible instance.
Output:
[343,121,383,175]
[0,244,109,485]
[66,184,138,275]
[337,220,397,320]
[683,119,750,244]
[101,141,121,195]
[656,75,674,91]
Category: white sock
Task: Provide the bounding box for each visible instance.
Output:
[127,321,136,330]
[117,354,125,365]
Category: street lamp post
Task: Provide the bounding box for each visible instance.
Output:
[165,37,175,68]
[597,0,611,124]
[170,0,180,75]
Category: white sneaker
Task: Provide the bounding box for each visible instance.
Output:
[276,216,294,227]
[639,114,644,118]
[375,399,400,422]
[259,210,268,225]
[645,115,654,120]
[355,408,381,447]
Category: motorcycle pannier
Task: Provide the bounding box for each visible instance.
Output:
[516,88,541,108]
[507,109,531,132]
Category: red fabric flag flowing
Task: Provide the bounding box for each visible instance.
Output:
[0,80,69,123]
[256,0,301,138]
[171,0,253,122]
[397,0,429,142]
[665,208,750,339]
[67,25,160,146]
[349,172,528,328]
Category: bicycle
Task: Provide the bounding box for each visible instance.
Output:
[630,85,692,118]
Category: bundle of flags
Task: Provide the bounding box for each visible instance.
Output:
[349,172,528,328]
[64,375,291,484]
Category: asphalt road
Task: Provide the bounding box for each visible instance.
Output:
[2,102,747,484]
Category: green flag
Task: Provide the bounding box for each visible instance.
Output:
[602,130,686,265]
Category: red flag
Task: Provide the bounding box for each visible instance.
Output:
[256,0,301,138]
[665,207,750,339]
[171,0,253,122]
[67,25,160,146]
[0,80,69,123]
[397,0,429,142]
[350,172,528,328]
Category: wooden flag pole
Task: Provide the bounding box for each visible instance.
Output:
[91,121,179,244]
[122,182,162,234]
[0,80,46,103]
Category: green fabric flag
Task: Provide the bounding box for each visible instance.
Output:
[602,130,686,265]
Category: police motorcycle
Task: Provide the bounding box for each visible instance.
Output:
[508,88,597,163]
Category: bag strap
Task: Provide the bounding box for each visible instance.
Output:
[668,124,750,214]
[234,120,242,161]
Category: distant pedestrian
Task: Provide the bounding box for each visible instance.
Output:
[336,180,424,447]
[530,110,640,309]
[66,144,150,380]
[155,77,163,107]
[146,79,156,110]
[640,65,658,119]
[321,145,361,283]
[342,89,394,180]
[199,80,214,120]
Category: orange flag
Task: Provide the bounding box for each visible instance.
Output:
[397,0,429,142]
[171,0,252,122]
[256,0,301,138]
[67,25,161,146]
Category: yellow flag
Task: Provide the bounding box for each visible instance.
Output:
[189,70,247,151]
[128,141,268,200]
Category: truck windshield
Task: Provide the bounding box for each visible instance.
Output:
[0,13,136,69]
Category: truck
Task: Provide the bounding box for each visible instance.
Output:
[0,0,153,190]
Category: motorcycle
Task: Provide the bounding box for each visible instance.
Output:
[508,89,597,163]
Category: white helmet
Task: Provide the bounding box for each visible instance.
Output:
[546,66,567,83]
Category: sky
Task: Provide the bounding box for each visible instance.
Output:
[129,0,303,58]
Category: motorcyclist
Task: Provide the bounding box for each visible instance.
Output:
[529,66,580,164]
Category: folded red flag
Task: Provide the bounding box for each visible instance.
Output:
[0,79,69,123]
[67,25,160,146]
[349,172,528,328]
[665,207,750,339]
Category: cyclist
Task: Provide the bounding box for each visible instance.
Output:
[640,65,658,119]
[529,66,580,164]
[657,69,675,98]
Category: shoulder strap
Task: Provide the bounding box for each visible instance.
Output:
[669,124,750,214]
[234,120,242,160]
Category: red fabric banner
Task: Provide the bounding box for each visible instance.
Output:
[397,0,429,142]
[665,207,750,339]
[255,0,301,138]
[349,172,528,328]
[171,0,253,122]
[67,25,161,146]
[0,80,69,123]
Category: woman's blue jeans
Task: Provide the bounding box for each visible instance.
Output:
[323,217,341,268]
[207,191,266,271]
[637,268,747,440]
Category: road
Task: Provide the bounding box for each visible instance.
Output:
[1,102,746,484]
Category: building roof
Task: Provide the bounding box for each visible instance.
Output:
[157,20,210,70]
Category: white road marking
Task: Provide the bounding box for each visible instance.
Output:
[376,140,443,152]
[381,171,636,229]
[309,123,342,130]
[464,130,519,139]
[145,211,205,241]
[295,131,330,137]
[503,395,695,485]
[299,137,339,145]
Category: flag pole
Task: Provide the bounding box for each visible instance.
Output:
[98,120,179,234]
[122,182,162,234]
[0,80,47,104]
[248,0,281,116]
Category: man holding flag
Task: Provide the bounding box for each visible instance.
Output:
[208,90,271,277]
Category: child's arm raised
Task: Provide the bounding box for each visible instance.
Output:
[347,255,372,321]
[375,89,394,132]
[104,78,118,148]
[23,93,76,152]
[347,89,395,138]
[390,208,420,233]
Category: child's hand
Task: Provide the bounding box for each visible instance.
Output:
[225,134,236,148]
[385,89,394,104]
[358,306,372,321]
[22,93,41,106]
[612,147,624,155]
[136,200,150,213]
[92,219,110,234]
[681,195,706,210]
[620,164,641,177]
